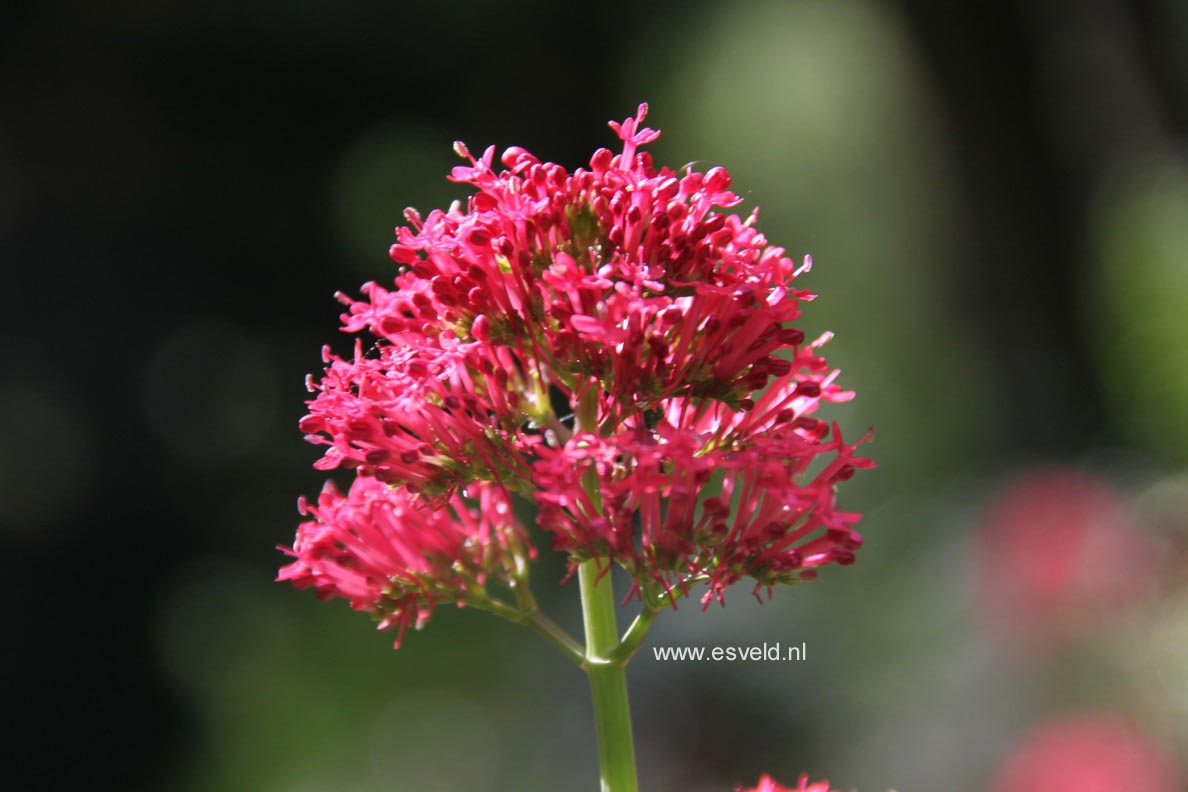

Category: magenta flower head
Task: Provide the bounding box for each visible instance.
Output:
[282,104,872,641]
[737,774,842,792]
[277,477,530,646]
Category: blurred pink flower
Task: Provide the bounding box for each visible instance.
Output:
[992,714,1181,792]
[973,469,1156,652]
[277,476,530,646]
[737,774,840,792]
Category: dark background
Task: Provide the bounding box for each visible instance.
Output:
[5,1,1188,789]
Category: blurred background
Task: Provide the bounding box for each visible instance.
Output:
[5,0,1188,789]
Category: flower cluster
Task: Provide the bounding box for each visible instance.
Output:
[283,104,870,638]
[534,409,869,605]
[737,774,841,792]
[277,476,529,646]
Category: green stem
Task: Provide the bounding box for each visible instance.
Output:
[607,575,708,665]
[527,610,587,665]
[579,560,640,792]
[464,595,586,666]
[574,383,639,792]
[608,605,658,665]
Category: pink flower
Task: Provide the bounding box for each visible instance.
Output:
[972,469,1156,653]
[315,103,861,450]
[991,714,1181,792]
[736,774,840,792]
[300,336,538,496]
[533,410,871,606]
[428,108,817,417]
[288,104,871,628]
[277,476,530,647]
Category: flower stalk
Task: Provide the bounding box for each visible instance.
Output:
[577,384,640,792]
[580,561,640,792]
[464,594,586,666]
